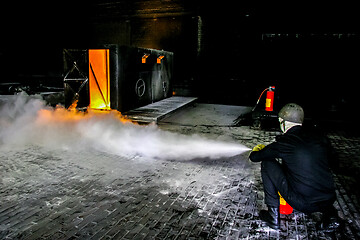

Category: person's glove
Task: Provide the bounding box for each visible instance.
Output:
[252,144,265,152]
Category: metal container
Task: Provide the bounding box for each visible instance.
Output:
[63,45,173,112]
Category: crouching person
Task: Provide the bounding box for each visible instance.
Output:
[249,103,340,231]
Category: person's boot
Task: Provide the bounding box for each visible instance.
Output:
[316,206,340,232]
[259,206,280,230]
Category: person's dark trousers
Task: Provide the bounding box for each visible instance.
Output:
[261,159,290,208]
[261,159,315,213]
[261,159,340,231]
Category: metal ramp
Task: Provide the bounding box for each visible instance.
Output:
[124,96,197,123]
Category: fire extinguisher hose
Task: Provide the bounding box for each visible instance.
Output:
[252,88,269,111]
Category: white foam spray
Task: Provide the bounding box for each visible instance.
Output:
[0,93,250,160]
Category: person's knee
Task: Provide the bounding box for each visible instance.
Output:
[261,160,288,193]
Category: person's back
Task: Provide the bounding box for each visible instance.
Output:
[276,126,336,208]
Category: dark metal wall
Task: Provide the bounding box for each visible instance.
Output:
[109,45,173,112]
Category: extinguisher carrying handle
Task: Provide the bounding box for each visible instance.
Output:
[269,86,275,91]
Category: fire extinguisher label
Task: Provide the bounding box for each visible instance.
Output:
[279,195,286,205]
[278,192,286,205]
[266,98,272,108]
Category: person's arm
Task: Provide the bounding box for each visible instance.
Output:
[249,142,281,162]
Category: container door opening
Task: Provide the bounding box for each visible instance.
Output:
[89,49,111,110]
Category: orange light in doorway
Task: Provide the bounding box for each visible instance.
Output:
[89,49,111,110]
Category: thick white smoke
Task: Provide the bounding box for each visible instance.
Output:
[0,93,249,160]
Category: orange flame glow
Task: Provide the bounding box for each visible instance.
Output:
[36,105,133,126]
[68,99,79,111]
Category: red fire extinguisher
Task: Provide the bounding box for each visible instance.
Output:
[278,192,293,215]
[252,86,276,112]
[265,86,275,111]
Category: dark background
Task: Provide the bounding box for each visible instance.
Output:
[1,1,359,123]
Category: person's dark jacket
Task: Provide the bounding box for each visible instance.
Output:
[249,126,336,205]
